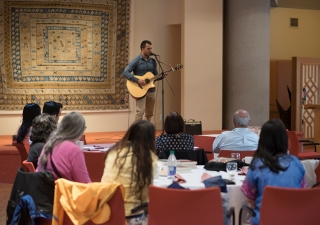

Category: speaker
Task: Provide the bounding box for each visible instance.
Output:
[184,120,202,135]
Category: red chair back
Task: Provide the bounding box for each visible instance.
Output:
[83,151,105,182]
[63,186,125,225]
[148,185,224,225]
[22,160,36,172]
[12,141,28,171]
[260,186,320,225]
[79,135,87,145]
[218,150,255,159]
[287,131,301,156]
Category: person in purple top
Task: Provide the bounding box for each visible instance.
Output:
[241,119,306,225]
[36,111,91,183]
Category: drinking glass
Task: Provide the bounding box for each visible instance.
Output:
[231,153,240,160]
[226,162,237,180]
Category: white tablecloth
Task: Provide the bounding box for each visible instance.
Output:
[153,166,250,225]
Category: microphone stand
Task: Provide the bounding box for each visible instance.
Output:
[152,55,176,134]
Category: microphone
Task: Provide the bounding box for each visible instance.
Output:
[150,52,159,56]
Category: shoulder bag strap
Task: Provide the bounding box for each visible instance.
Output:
[49,153,63,178]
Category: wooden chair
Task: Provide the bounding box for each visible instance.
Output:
[12,141,28,171]
[239,186,320,225]
[22,160,36,172]
[287,131,320,159]
[148,185,225,225]
[218,150,255,159]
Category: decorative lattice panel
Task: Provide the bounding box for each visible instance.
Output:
[301,64,319,139]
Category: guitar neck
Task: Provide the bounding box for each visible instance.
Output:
[150,69,173,82]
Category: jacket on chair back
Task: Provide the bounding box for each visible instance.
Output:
[6,168,55,225]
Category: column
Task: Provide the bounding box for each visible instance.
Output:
[223,0,270,129]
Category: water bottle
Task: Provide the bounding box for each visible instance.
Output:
[167,150,177,179]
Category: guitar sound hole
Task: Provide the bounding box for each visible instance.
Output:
[145,79,150,84]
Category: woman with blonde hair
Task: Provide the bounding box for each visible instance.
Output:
[36,111,91,183]
[101,120,157,224]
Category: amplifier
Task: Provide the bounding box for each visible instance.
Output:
[184,120,202,135]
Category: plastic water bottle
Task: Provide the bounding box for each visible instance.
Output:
[167,150,177,179]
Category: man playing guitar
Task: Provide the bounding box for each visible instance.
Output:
[123,40,164,122]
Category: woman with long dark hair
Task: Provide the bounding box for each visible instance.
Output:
[241,119,306,225]
[16,103,41,153]
[101,120,157,224]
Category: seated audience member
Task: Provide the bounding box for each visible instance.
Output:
[42,100,63,122]
[27,114,57,169]
[241,119,306,225]
[36,112,91,183]
[16,103,41,153]
[213,109,258,156]
[101,120,157,224]
[156,112,194,153]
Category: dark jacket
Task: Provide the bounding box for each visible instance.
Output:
[6,168,55,225]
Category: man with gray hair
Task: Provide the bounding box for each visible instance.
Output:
[212,109,259,156]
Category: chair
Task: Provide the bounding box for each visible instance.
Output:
[148,185,224,225]
[7,168,55,225]
[53,179,125,225]
[17,164,52,225]
[22,160,36,172]
[80,134,87,144]
[218,150,255,159]
[193,135,217,160]
[62,187,125,225]
[312,182,320,188]
[83,151,105,182]
[12,141,28,171]
[260,186,320,225]
[287,131,320,159]
[239,186,320,225]
[158,149,208,165]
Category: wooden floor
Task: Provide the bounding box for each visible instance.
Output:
[0,183,12,224]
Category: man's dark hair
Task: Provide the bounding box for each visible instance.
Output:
[140,40,152,50]
[164,112,185,134]
[43,101,63,116]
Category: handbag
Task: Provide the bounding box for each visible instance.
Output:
[204,159,248,172]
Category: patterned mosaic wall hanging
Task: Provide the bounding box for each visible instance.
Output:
[0,0,130,110]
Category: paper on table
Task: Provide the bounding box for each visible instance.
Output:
[83,146,109,152]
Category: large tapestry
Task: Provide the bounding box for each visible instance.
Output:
[0,0,130,110]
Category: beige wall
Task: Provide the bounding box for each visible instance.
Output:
[0,0,223,135]
[271,8,320,60]
[182,0,223,130]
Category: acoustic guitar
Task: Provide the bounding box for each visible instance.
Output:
[126,64,183,98]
